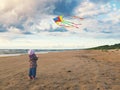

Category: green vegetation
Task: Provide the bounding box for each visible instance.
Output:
[88,43,120,50]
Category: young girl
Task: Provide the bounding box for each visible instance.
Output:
[28,49,38,80]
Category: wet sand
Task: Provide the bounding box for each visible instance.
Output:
[0,50,120,90]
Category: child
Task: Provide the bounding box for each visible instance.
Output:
[28,49,38,80]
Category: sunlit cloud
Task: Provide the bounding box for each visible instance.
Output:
[0,0,120,49]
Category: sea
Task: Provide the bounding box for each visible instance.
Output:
[0,49,80,57]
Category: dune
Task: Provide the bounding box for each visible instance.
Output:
[0,50,120,90]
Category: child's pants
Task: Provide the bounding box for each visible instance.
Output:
[29,67,36,78]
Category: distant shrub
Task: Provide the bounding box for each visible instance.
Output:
[88,43,120,50]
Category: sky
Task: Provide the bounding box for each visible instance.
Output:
[0,0,120,49]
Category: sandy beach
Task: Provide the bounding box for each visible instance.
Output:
[0,50,120,90]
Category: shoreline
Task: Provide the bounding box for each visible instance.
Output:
[0,49,81,57]
[0,54,22,57]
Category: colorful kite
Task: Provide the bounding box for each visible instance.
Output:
[53,16,82,28]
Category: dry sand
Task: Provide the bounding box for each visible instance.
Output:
[0,50,120,90]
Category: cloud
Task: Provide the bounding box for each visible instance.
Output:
[0,0,82,34]
[0,0,120,49]
[49,27,68,32]
[74,1,112,17]
[90,0,110,3]
[104,10,120,24]
[72,0,120,39]
[0,24,7,32]
[0,0,55,26]
[0,0,36,25]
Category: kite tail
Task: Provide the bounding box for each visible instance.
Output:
[62,21,79,28]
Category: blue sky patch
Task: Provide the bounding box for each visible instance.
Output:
[53,0,80,15]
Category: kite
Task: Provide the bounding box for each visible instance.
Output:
[72,16,84,20]
[53,16,82,28]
